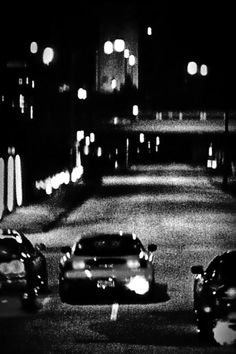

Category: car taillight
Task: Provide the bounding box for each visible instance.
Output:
[0,260,25,275]
[127,259,140,269]
[72,260,86,270]
[224,287,236,300]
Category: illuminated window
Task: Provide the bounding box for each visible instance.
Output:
[19,78,23,85]
[104,41,113,54]
[187,61,198,75]
[114,39,125,52]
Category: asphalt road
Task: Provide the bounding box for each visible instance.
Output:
[1,164,236,353]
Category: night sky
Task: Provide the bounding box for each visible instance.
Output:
[1,1,235,107]
[1,1,234,58]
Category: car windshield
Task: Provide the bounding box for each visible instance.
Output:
[74,236,143,256]
[218,257,236,283]
[0,239,21,261]
[207,253,236,285]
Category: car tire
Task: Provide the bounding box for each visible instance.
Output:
[196,313,214,341]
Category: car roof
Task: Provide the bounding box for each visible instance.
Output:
[79,232,137,241]
[219,250,236,261]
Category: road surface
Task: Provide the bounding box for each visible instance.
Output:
[1,164,236,353]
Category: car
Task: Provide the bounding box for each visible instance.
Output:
[0,228,48,305]
[191,250,236,339]
[59,232,157,303]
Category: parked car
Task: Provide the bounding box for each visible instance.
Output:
[59,232,157,303]
[0,228,48,307]
[191,250,236,338]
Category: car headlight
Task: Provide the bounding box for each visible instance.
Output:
[72,260,86,270]
[127,259,140,269]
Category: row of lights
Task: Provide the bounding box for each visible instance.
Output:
[104,39,136,67]
[30,42,54,66]
[187,61,208,76]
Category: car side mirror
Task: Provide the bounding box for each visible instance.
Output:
[61,246,71,254]
[191,265,204,275]
[148,244,157,252]
[35,243,47,252]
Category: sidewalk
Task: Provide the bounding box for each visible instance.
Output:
[0,182,91,234]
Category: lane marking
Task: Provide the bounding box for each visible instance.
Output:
[110,302,119,321]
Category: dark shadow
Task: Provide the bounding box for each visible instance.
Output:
[42,184,96,232]
[88,309,220,348]
[59,282,169,306]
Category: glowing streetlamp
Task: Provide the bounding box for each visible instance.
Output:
[104,41,113,54]
[42,47,54,66]
[200,64,208,76]
[30,41,38,54]
[77,88,87,100]
[114,39,125,52]
[129,55,136,66]
[187,61,198,75]
[147,27,152,36]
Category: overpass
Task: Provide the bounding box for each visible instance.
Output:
[90,110,236,134]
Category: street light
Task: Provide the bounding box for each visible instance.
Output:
[30,41,38,54]
[42,47,54,66]
[104,41,113,54]
[187,61,197,75]
[114,39,125,52]
[129,55,136,66]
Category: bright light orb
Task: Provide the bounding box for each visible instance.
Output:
[132,104,138,116]
[200,64,208,76]
[187,61,198,75]
[30,42,38,54]
[111,79,117,89]
[114,39,125,52]
[124,49,130,58]
[129,55,136,66]
[147,27,152,36]
[104,41,113,54]
[43,47,54,65]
